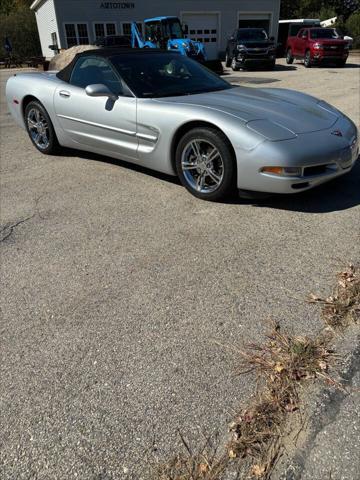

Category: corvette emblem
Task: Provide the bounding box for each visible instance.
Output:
[331,130,343,137]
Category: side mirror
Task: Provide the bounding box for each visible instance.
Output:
[229,36,235,41]
[85,83,118,101]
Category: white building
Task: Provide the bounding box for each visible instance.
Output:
[30,0,281,60]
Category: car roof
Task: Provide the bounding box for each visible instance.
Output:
[76,48,170,57]
[56,48,176,82]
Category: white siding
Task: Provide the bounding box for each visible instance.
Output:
[34,0,59,59]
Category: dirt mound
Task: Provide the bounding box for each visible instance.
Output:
[49,45,100,71]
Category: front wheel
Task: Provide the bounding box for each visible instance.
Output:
[231,57,240,71]
[286,48,294,64]
[304,50,312,68]
[24,100,59,154]
[337,60,346,68]
[175,128,236,201]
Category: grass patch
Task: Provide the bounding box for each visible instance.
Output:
[308,263,359,330]
[152,265,360,480]
[153,433,227,480]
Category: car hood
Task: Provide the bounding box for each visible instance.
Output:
[158,87,339,135]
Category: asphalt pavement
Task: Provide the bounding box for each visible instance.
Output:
[1,56,359,479]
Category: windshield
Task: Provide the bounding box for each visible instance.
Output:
[163,19,183,39]
[111,53,232,98]
[237,29,268,41]
[310,28,339,39]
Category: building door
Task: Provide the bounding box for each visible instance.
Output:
[182,13,219,60]
[238,13,272,35]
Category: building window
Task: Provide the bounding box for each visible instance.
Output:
[65,24,77,47]
[64,23,89,47]
[94,22,117,41]
[77,24,89,44]
[106,23,116,35]
[122,22,143,37]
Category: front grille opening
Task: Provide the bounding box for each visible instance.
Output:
[291,182,310,190]
[303,165,331,177]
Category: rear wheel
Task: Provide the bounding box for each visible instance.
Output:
[304,50,312,68]
[225,51,231,68]
[286,48,294,64]
[24,100,59,154]
[175,127,236,201]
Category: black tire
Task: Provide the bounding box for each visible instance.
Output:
[337,60,346,68]
[231,56,240,71]
[225,51,231,68]
[304,50,312,68]
[286,48,294,64]
[175,127,236,201]
[24,100,59,154]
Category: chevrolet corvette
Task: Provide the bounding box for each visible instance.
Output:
[6,49,358,200]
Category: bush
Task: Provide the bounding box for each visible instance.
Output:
[346,11,360,47]
[0,4,41,58]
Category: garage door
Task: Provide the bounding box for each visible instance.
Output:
[182,13,219,60]
[238,13,272,35]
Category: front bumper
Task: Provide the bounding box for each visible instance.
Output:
[312,52,348,63]
[235,119,358,194]
[236,53,276,66]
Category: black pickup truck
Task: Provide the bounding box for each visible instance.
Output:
[225,28,277,70]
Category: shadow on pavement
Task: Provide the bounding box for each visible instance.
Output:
[66,148,360,215]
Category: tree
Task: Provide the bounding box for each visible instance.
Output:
[0,2,41,58]
[346,11,360,47]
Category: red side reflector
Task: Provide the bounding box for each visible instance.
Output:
[13,99,19,105]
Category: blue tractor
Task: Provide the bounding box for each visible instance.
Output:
[131,16,207,63]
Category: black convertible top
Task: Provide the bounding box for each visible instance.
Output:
[56,48,169,83]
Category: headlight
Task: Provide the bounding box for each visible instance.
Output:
[237,44,247,51]
[313,43,324,50]
[261,167,302,176]
[247,119,296,141]
[182,42,188,48]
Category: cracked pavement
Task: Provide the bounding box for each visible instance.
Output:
[1,56,360,479]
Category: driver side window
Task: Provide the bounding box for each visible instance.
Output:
[70,56,123,95]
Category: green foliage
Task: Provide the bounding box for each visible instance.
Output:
[319,6,338,21]
[346,12,360,47]
[280,0,359,20]
[0,3,41,58]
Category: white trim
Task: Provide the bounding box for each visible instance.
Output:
[92,21,118,41]
[237,11,274,36]
[180,11,221,50]
[63,22,90,48]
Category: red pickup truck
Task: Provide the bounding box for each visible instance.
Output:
[286,27,349,67]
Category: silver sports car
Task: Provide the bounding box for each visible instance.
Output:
[6,49,358,201]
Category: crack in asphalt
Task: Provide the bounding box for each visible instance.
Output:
[0,215,35,242]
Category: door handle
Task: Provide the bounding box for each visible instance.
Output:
[59,90,70,98]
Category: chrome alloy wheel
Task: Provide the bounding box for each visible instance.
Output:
[27,108,50,150]
[181,139,224,193]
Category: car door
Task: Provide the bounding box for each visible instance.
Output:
[295,29,308,57]
[54,55,138,162]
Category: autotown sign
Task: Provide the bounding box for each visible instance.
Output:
[100,2,135,8]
